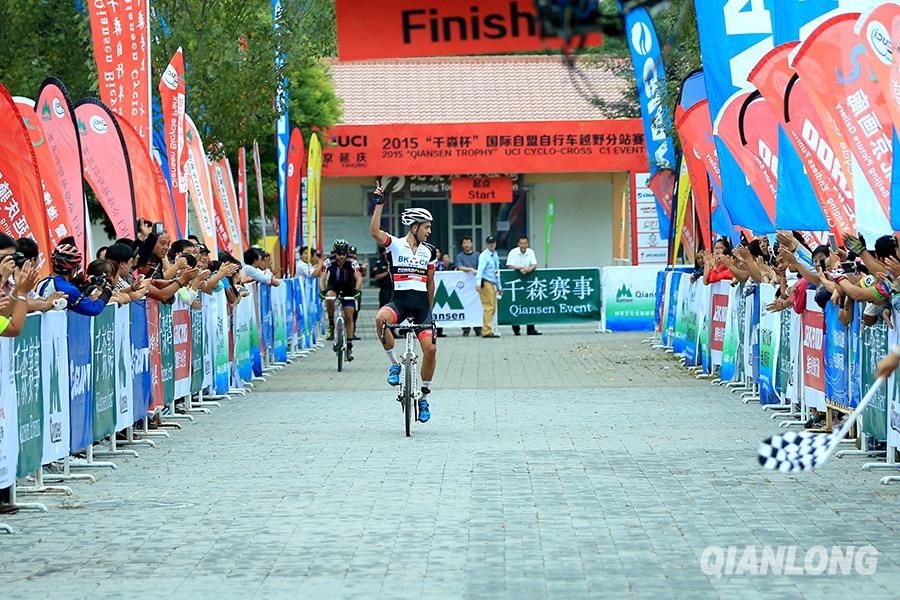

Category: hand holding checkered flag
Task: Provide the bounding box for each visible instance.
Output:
[758,377,885,472]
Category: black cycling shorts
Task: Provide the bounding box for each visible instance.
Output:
[324,284,357,308]
[384,291,432,334]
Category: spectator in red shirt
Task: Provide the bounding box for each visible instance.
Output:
[703,238,735,284]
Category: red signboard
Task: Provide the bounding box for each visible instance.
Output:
[450,176,512,203]
[173,307,191,382]
[321,121,646,177]
[802,303,826,393]
[711,292,729,353]
[335,0,602,61]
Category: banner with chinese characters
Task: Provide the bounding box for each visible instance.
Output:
[12,98,76,255]
[709,281,729,366]
[41,311,70,464]
[92,307,117,443]
[500,267,601,326]
[15,315,43,476]
[75,99,136,239]
[801,290,826,412]
[0,84,51,269]
[86,0,150,145]
[36,78,88,255]
[173,300,192,400]
[432,271,484,328]
[321,121,646,177]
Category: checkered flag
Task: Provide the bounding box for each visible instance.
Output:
[758,377,885,472]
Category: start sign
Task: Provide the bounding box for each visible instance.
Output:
[451,177,512,203]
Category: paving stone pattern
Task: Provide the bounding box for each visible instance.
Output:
[1,326,898,599]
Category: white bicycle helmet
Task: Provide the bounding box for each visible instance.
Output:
[401,207,433,227]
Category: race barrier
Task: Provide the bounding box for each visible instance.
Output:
[654,270,900,486]
[0,277,324,523]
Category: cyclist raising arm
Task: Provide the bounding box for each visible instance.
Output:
[369,182,437,423]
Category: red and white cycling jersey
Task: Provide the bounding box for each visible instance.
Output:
[383,233,437,292]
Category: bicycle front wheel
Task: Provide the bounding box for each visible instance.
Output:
[335,318,345,372]
[403,360,413,437]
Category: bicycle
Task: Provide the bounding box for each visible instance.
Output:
[382,319,435,437]
[324,295,355,372]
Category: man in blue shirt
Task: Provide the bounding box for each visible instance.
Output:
[475,235,502,338]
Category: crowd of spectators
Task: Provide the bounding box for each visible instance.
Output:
[690,228,900,428]
[0,221,289,514]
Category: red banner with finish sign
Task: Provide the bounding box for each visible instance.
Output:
[451,177,512,203]
[335,0,602,61]
[321,120,646,177]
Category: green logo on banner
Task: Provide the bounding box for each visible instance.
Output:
[615,284,633,301]
[434,280,463,310]
[40,101,51,120]
[49,336,61,414]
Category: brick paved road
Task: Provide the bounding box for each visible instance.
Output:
[2,326,899,599]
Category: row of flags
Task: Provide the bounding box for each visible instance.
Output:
[0,1,322,277]
[622,1,899,263]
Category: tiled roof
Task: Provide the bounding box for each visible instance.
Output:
[325,55,634,125]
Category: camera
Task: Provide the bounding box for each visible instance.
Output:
[11,251,28,268]
[89,274,109,289]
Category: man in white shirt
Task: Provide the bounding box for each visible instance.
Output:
[506,235,541,336]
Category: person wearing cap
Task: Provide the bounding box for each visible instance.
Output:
[476,235,502,338]
[36,242,114,316]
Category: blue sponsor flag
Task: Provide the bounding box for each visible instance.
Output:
[67,313,93,453]
[130,300,151,422]
[824,303,849,407]
[773,0,839,45]
[665,271,682,347]
[775,127,830,230]
[654,270,666,332]
[848,302,862,408]
[273,0,289,254]
[260,283,274,355]
[771,0,838,232]
[694,0,776,233]
[622,6,676,235]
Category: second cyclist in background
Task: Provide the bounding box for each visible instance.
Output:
[320,239,362,361]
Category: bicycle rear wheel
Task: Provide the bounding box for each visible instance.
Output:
[335,317,345,372]
[403,360,413,437]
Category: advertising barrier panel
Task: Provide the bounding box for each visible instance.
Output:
[92,307,116,443]
[599,266,656,331]
[15,315,43,477]
[432,271,483,328]
[501,268,602,326]
[41,311,70,463]
[0,339,16,488]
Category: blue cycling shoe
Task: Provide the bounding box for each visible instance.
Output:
[387,364,401,386]
[418,391,430,423]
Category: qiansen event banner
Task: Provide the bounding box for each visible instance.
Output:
[498,268,601,326]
